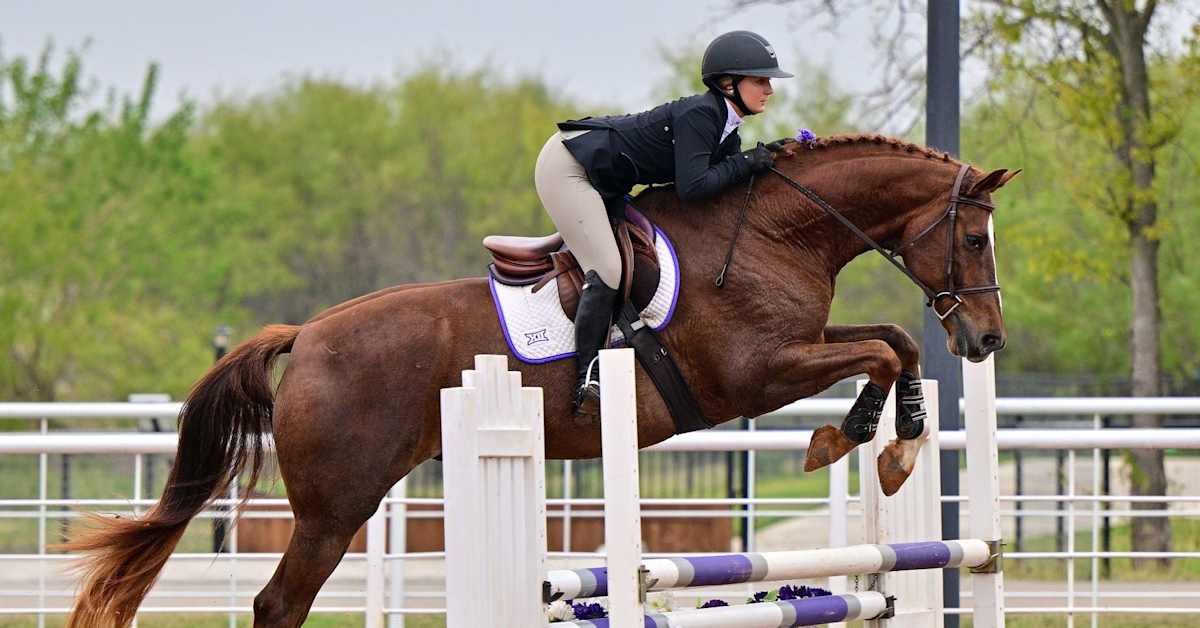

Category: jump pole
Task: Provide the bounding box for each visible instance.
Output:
[439,351,1002,627]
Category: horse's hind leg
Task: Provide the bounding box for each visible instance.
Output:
[251,512,368,627]
[251,387,430,626]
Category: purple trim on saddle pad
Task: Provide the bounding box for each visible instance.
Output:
[488,224,681,365]
[658,224,682,328]
[888,541,954,570]
[487,276,543,363]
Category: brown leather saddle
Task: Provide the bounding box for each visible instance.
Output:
[484,204,661,320]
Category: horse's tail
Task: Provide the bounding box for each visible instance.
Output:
[64,324,301,628]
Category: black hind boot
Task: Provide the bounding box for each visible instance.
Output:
[573,270,620,415]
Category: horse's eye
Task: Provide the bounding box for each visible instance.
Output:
[965,234,987,250]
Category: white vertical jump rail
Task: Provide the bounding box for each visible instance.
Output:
[599,349,644,627]
[963,357,1004,628]
[441,350,1001,627]
[441,355,548,628]
[858,381,944,626]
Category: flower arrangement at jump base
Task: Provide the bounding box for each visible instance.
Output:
[545,584,833,622]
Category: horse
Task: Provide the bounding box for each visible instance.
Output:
[64,134,1017,627]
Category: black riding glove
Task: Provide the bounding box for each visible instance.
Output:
[763,138,791,152]
[737,142,775,174]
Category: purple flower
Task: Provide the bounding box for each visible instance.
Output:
[699,599,730,609]
[796,128,817,146]
[748,591,770,603]
[778,584,832,600]
[571,601,607,619]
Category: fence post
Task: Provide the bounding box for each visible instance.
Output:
[365,497,387,628]
[963,358,1005,628]
[599,349,643,628]
[388,479,407,628]
[442,355,546,628]
[827,455,850,628]
[858,379,942,626]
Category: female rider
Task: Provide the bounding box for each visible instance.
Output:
[534,30,792,413]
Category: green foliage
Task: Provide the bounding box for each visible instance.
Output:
[197,67,582,323]
[963,44,1200,377]
[3,30,1199,402]
[0,45,257,401]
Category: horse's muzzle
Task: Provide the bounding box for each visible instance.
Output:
[965,330,1006,362]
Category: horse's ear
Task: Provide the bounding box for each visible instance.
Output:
[969,168,1022,196]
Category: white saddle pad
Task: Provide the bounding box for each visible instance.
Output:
[488,226,681,364]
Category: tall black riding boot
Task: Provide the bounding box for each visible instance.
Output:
[573,270,620,415]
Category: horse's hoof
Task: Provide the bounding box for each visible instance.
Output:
[877,438,921,496]
[804,425,860,472]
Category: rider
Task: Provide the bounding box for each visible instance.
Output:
[534,30,792,414]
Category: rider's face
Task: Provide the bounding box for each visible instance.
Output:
[736,77,773,114]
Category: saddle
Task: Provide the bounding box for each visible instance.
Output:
[484,204,661,320]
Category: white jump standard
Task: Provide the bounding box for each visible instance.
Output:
[439,350,1005,627]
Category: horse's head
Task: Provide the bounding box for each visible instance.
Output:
[893,164,1020,362]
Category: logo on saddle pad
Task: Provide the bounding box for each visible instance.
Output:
[488,222,681,365]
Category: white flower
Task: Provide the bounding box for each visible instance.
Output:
[546,600,575,622]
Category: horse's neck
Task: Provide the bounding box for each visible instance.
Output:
[641,153,948,295]
[786,155,950,276]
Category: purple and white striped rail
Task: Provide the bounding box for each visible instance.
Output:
[560,591,888,627]
[546,539,989,600]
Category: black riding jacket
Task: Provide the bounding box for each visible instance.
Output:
[557,89,750,206]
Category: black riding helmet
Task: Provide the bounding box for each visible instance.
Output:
[701,30,793,116]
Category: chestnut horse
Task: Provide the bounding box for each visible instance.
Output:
[65,135,1017,627]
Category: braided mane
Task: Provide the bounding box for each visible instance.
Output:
[781,133,961,165]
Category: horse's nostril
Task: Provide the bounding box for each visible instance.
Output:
[981,333,1005,351]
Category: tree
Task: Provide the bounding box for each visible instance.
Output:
[196,67,583,324]
[0,45,268,401]
[970,0,1199,563]
[729,0,1200,559]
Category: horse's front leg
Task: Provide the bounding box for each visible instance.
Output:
[760,338,902,478]
[823,324,929,496]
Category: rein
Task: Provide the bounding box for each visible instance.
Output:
[715,162,999,321]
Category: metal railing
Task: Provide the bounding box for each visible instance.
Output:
[1,397,1198,628]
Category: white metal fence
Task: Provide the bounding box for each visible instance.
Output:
[1,398,1199,627]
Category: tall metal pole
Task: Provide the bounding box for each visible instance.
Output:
[212,325,231,553]
[925,2,962,625]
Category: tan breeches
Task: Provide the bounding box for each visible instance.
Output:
[534,131,621,289]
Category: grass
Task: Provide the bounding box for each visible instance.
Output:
[964,616,1200,627]
[4,610,1198,627]
[0,614,447,627]
[1005,517,1200,581]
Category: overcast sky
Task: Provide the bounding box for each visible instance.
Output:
[2,1,905,118]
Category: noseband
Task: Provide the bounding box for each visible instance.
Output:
[762,162,1000,320]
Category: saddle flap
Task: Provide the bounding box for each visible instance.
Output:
[485,200,662,320]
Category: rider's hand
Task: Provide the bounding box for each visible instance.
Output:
[738,143,775,174]
[763,138,791,152]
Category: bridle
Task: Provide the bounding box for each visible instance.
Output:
[716,162,1000,321]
